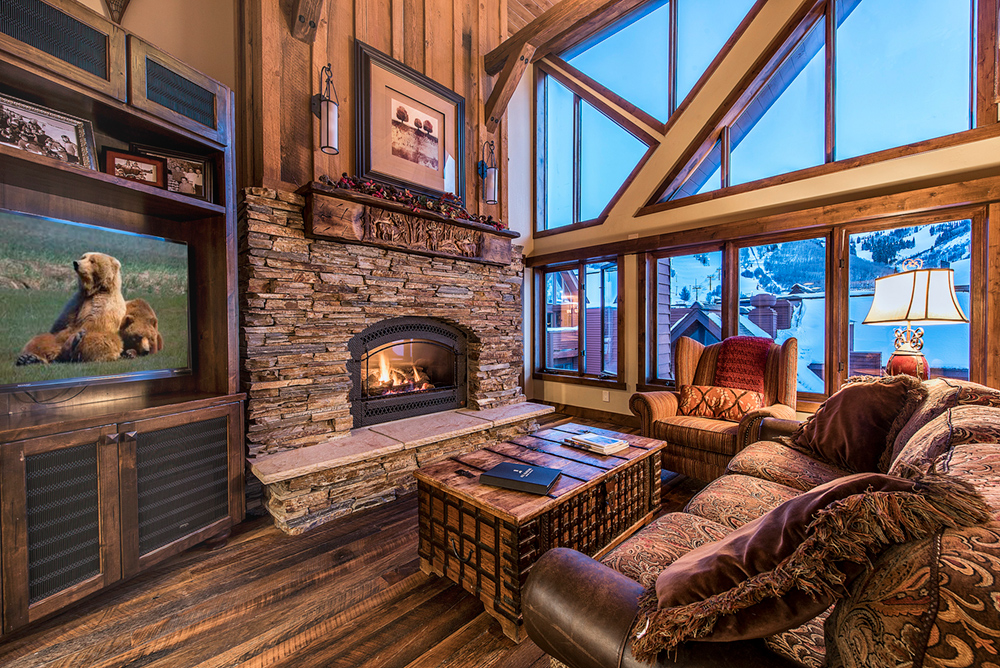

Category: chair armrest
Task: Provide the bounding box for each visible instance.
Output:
[523,548,797,668]
[758,417,803,443]
[737,404,798,448]
[630,391,679,437]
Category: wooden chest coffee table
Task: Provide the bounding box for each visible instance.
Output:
[413,422,666,641]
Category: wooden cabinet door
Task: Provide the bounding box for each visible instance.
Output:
[119,402,243,577]
[0,425,120,633]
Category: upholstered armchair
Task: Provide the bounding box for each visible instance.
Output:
[630,336,798,480]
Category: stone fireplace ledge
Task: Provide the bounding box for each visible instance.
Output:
[250,402,554,486]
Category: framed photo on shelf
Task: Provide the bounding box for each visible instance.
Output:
[355,40,465,202]
[103,149,167,187]
[131,144,213,201]
[0,93,97,169]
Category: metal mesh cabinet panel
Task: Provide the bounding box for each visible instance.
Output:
[136,416,229,556]
[0,0,108,79]
[24,443,101,604]
[145,58,216,129]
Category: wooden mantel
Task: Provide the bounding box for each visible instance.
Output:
[301,182,520,266]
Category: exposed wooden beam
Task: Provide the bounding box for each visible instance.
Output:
[484,41,535,133]
[534,0,647,63]
[290,0,325,43]
[484,0,615,76]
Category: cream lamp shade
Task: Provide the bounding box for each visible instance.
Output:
[862,268,968,326]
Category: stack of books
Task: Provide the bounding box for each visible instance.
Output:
[564,432,629,455]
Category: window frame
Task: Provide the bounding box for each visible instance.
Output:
[640,0,999,214]
[533,63,658,238]
[535,256,626,388]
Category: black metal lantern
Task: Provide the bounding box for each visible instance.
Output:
[312,63,339,155]
[477,140,498,205]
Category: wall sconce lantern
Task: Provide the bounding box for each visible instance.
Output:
[477,140,498,205]
[311,63,339,155]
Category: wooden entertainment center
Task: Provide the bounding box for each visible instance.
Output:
[0,0,243,634]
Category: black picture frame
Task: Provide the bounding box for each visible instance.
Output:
[131,144,214,202]
[0,92,98,170]
[355,40,465,203]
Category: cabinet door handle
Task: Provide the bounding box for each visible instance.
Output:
[125,431,138,440]
[106,433,120,444]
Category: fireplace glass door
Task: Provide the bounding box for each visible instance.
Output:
[361,339,456,398]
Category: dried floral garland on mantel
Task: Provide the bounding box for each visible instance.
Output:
[319,173,506,230]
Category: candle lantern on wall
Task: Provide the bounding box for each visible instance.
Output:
[312,63,339,155]
[477,140,498,205]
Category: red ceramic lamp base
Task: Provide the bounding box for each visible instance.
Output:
[885,350,929,380]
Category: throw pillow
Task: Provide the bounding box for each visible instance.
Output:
[678,385,765,422]
[629,469,990,662]
[889,405,1000,476]
[713,336,773,394]
[786,374,927,473]
[827,523,1000,668]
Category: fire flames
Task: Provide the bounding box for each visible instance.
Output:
[364,351,435,397]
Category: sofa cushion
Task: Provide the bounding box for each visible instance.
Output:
[764,609,830,668]
[728,440,851,492]
[678,385,765,422]
[655,416,740,457]
[890,405,1000,475]
[629,470,991,661]
[890,378,1000,465]
[685,474,801,530]
[788,374,926,473]
[826,523,1000,668]
[601,512,732,590]
[714,335,773,393]
[937,442,1000,520]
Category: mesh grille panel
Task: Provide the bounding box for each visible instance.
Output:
[145,58,216,129]
[25,443,101,604]
[136,417,228,556]
[0,0,108,79]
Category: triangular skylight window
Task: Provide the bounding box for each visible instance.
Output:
[564,0,756,123]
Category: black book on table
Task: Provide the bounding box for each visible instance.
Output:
[479,462,562,495]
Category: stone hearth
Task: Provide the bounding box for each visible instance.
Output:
[238,187,527,529]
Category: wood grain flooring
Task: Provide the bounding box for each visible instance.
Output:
[0,416,700,668]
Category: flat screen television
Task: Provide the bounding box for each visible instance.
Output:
[0,208,191,391]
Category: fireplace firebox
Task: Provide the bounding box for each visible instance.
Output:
[348,317,467,428]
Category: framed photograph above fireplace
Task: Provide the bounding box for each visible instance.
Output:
[355,40,465,202]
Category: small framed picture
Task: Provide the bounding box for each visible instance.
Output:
[0,93,97,169]
[103,149,167,187]
[131,144,213,201]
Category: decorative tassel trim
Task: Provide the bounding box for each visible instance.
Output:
[630,465,989,664]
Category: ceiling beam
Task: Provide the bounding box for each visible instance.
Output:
[485,41,536,133]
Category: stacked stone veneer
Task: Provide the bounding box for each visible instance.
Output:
[238,187,525,458]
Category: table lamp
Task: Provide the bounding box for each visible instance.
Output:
[862,267,968,380]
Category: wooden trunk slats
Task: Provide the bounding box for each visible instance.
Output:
[414,422,665,640]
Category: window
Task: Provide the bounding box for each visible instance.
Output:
[538,72,650,230]
[660,0,977,202]
[565,0,757,122]
[539,259,622,381]
[848,220,971,379]
[649,250,723,381]
[738,237,827,393]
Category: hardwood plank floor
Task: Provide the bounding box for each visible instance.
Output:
[0,415,700,668]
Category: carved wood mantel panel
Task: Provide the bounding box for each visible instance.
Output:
[302,183,519,265]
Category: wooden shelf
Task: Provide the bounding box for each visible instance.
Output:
[0,144,225,220]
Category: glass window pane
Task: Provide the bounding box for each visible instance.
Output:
[730,18,826,187]
[579,103,647,221]
[544,269,579,371]
[668,139,722,202]
[848,221,971,380]
[584,262,619,376]
[652,251,723,381]
[835,0,972,161]
[566,1,670,122]
[739,238,826,392]
[545,77,575,229]
[676,0,757,105]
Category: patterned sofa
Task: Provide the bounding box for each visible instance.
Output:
[523,377,1000,668]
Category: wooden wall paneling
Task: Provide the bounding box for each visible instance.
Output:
[424,0,454,87]
[280,3,314,186]
[988,203,1000,388]
[315,0,355,184]
[291,0,327,42]
[403,0,425,71]
[392,0,405,59]
[971,212,989,385]
[238,0,264,189]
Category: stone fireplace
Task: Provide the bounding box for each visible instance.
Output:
[239,186,548,533]
[348,316,467,428]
